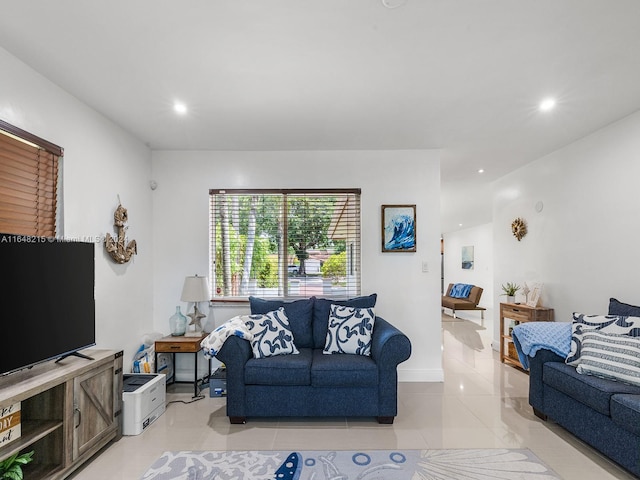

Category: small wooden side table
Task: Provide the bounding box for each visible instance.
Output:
[155,333,211,398]
[500,302,554,370]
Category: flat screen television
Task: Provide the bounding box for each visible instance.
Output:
[0,234,96,376]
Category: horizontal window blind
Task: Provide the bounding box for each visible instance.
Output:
[0,123,61,237]
[209,189,361,300]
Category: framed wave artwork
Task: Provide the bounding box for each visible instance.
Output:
[381,204,416,253]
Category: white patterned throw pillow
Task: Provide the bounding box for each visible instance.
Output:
[323,304,375,356]
[566,313,640,366]
[576,332,640,387]
[244,307,299,359]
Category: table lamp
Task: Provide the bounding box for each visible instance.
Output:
[181,274,210,337]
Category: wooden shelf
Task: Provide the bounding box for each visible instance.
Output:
[500,303,554,370]
[0,420,62,460]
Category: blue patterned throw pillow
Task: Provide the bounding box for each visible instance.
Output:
[312,294,377,349]
[323,304,375,356]
[566,313,640,366]
[245,307,299,359]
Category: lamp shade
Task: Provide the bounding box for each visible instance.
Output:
[180,275,210,302]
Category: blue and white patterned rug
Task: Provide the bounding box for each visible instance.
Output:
[141,449,561,479]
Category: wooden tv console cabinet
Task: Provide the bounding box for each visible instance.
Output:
[0,349,123,480]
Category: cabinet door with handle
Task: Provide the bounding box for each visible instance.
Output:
[72,362,117,460]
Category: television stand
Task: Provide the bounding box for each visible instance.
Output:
[0,349,123,480]
[56,350,95,363]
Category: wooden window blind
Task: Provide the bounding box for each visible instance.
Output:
[209,189,361,300]
[0,121,62,237]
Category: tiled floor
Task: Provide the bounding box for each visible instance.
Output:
[70,310,637,479]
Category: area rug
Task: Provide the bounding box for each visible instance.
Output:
[141,449,562,479]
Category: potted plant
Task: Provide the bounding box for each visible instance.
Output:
[500,282,521,303]
[0,450,34,480]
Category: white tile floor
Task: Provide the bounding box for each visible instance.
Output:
[69,311,638,479]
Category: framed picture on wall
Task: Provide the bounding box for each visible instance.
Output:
[461,245,474,270]
[381,204,416,252]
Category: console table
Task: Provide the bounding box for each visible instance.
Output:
[154,334,211,398]
[500,302,554,370]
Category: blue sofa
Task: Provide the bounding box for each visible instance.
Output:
[518,297,640,477]
[527,349,640,477]
[215,295,412,424]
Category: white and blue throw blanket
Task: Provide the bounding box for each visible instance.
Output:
[201,315,254,359]
[511,322,571,370]
[449,283,473,298]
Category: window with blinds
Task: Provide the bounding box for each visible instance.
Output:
[209,189,361,300]
[0,121,62,237]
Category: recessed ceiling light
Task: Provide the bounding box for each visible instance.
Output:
[539,98,556,112]
[459,223,463,227]
[478,169,484,174]
[174,102,187,115]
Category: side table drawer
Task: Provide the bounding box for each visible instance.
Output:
[501,305,530,323]
[155,341,200,353]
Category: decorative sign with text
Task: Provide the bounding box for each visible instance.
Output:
[0,402,21,447]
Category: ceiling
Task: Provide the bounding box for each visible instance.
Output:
[1,0,640,233]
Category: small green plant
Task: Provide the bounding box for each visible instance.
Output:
[500,282,521,296]
[0,450,34,480]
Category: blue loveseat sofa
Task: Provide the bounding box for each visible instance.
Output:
[515,297,640,477]
[214,294,412,424]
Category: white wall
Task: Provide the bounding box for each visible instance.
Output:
[0,47,154,367]
[151,150,443,382]
[492,109,640,345]
[443,223,493,309]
